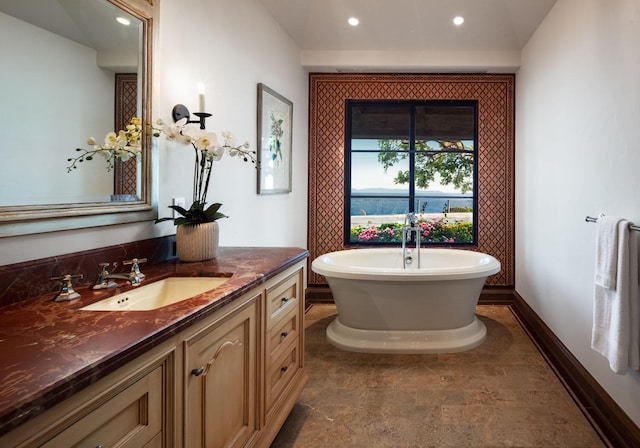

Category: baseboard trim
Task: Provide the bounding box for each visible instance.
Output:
[511,291,640,448]
[304,286,640,447]
[305,286,334,304]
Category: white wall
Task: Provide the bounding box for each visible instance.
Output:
[0,0,308,265]
[516,0,640,426]
[0,12,114,205]
[153,0,308,249]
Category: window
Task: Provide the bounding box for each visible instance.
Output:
[345,100,478,245]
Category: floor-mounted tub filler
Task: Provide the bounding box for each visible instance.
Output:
[311,247,501,353]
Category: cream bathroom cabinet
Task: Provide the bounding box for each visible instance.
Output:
[39,362,168,448]
[0,341,176,448]
[263,269,303,426]
[184,293,259,448]
[0,260,307,448]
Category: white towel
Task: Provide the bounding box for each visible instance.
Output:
[594,216,622,289]
[591,220,640,374]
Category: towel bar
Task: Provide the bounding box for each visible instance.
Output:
[585,216,640,232]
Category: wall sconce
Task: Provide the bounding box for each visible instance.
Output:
[171,104,211,129]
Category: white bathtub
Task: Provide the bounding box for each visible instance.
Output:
[311,248,501,353]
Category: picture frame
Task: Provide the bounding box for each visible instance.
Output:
[257,83,293,194]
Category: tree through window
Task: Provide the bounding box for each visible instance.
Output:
[345,100,478,245]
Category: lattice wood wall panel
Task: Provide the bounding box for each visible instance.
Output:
[114,73,138,196]
[308,73,515,287]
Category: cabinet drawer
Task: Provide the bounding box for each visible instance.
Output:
[265,342,300,414]
[41,365,163,448]
[266,269,301,328]
[266,306,299,361]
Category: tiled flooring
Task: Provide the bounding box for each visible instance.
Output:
[271,304,607,448]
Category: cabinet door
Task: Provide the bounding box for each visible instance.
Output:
[185,297,258,448]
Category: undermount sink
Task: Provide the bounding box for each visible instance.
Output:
[79,276,231,311]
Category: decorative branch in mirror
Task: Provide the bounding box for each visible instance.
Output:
[0,0,157,237]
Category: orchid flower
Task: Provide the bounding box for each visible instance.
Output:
[153,117,257,226]
[66,117,145,172]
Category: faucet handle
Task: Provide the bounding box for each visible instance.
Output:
[123,258,146,279]
[51,274,83,302]
[51,273,83,281]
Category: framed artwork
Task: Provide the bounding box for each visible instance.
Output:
[257,83,293,194]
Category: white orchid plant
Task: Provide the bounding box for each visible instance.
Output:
[67,116,255,226]
[153,117,256,226]
[66,117,143,172]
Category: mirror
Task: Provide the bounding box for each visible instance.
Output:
[0,0,156,237]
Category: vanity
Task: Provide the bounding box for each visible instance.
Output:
[0,246,308,448]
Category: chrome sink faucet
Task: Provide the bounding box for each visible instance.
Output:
[402,213,421,269]
[93,263,118,289]
[92,258,147,289]
[51,274,83,301]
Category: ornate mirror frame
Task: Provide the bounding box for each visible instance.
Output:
[0,0,157,237]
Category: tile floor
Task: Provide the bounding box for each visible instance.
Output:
[271,304,608,448]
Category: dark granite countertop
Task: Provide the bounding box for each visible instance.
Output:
[0,246,308,436]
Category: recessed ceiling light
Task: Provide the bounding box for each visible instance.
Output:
[348,17,360,26]
[453,16,464,26]
[116,17,131,26]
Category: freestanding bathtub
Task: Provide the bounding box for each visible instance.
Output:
[311,248,501,354]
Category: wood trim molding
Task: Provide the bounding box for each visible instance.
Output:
[305,285,333,303]
[304,287,640,447]
[512,291,640,448]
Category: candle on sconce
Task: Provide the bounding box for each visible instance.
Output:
[198,93,205,112]
[198,83,206,112]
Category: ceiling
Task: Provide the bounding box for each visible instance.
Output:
[257,0,558,72]
[0,0,139,54]
[2,0,559,73]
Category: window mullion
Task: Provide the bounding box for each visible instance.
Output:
[409,105,416,213]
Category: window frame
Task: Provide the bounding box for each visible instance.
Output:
[344,99,479,246]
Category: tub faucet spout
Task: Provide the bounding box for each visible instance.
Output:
[402,213,421,269]
[405,212,417,228]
